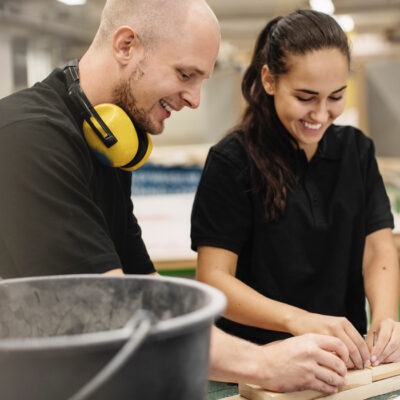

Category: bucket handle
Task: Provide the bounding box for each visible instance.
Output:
[68,310,154,400]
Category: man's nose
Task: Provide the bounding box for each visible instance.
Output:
[182,85,201,109]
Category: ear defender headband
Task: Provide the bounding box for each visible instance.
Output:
[63,59,152,171]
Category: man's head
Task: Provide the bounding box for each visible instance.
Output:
[80,0,220,135]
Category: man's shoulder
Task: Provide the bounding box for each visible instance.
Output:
[2,88,56,122]
[0,84,79,145]
[1,68,73,126]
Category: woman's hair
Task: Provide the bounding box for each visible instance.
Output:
[237,9,350,221]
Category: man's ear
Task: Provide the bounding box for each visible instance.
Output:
[113,26,144,65]
[261,64,275,95]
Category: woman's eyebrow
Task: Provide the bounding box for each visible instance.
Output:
[294,85,347,95]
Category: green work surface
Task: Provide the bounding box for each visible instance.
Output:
[207,381,237,399]
[159,268,195,277]
[369,391,400,399]
[207,381,400,399]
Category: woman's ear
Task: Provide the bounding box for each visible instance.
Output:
[261,64,275,95]
[113,26,144,66]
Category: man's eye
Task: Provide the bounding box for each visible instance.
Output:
[179,71,190,81]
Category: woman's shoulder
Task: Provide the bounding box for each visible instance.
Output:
[210,131,248,166]
[328,124,374,156]
[205,131,251,185]
[329,124,371,143]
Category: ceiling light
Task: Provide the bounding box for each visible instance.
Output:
[56,0,87,5]
[309,0,335,15]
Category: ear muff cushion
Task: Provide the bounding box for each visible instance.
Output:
[82,103,139,168]
[121,135,153,171]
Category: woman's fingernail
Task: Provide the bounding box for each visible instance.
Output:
[371,355,377,363]
[373,360,380,367]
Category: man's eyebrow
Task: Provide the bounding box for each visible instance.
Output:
[179,65,209,78]
[294,85,347,95]
[194,67,206,76]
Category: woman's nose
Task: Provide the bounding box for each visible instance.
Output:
[310,102,330,123]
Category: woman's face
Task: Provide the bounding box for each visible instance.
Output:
[262,48,349,160]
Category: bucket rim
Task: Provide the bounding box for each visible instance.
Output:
[0,274,226,350]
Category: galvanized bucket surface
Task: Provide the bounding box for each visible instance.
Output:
[0,274,226,400]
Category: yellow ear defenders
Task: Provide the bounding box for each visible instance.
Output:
[63,60,152,171]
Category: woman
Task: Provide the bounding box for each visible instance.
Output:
[191,9,400,371]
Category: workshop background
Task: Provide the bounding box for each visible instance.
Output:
[0,0,399,275]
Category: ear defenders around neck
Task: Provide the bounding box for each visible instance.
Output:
[63,60,152,171]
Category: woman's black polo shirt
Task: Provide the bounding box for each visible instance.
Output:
[191,125,394,344]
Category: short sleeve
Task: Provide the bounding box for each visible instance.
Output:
[360,136,394,234]
[191,145,252,254]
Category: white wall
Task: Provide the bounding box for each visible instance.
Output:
[365,58,400,157]
[152,66,243,147]
[0,32,13,98]
[26,40,53,87]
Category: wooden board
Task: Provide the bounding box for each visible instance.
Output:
[239,384,320,400]
[238,363,400,400]
[219,396,244,400]
[369,362,400,382]
[239,368,372,400]
[318,374,400,399]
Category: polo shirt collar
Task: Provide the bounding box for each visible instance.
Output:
[314,124,342,161]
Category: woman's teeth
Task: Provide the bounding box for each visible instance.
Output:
[160,100,173,113]
[303,121,322,130]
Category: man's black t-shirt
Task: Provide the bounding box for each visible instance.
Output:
[0,68,155,278]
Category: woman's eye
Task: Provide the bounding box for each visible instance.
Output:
[296,96,313,102]
[329,96,343,101]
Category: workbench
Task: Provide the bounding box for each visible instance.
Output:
[211,388,400,400]
[209,362,400,400]
[216,393,400,400]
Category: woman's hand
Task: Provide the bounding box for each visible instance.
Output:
[290,312,370,369]
[368,319,400,366]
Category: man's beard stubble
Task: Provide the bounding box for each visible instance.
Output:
[112,69,155,134]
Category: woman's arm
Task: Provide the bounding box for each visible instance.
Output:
[363,228,400,365]
[197,246,370,369]
[197,246,304,332]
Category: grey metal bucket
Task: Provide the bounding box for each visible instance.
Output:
[0,274,226,400]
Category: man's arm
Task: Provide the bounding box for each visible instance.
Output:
[103,268,124,275]
[102,268,159,276]
[209,326,348,395]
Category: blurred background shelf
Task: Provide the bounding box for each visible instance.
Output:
[132,158,201,276]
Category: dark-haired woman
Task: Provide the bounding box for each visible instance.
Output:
[191,9,400,371]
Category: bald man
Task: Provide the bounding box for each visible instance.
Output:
[0,0,348,395]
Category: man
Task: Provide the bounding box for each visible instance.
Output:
[0,0,349,395]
